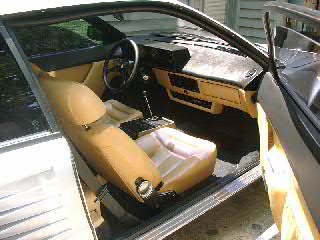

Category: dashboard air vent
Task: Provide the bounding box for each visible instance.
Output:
[171,91,212,109]
[169,74,200,93]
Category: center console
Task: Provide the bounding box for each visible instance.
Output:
[120,117,175,140]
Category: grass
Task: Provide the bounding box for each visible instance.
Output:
[14,19,102,56]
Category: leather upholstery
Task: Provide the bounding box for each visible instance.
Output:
[37,73,162,200]
[48,62,105,97]
[33,64,106,126]
[104,99,143,126]
[136,127,217,194]
[35,63,143,125]
[33,64,217,201]
[82,61,106,98]
[47,80,106,126]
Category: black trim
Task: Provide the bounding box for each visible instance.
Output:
[244,70,266,91]
[29,45,112,71]
[84,16,126,43]
[263,11,279,80]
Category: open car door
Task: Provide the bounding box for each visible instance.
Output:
[0,23,96,240]
[257,2,320,239]
[0,134,96,240]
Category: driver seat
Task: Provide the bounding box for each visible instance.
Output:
[34,65,217,203]
[33,64,143,125]
[103,99,143,126]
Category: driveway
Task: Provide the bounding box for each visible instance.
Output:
[166,180,276,240]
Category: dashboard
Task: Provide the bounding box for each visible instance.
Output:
[133,32,264,90]
[133,33,262,117]
[29,32,264,117]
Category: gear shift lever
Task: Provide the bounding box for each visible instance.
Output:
[143,90,154,119]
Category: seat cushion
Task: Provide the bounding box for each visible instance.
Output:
[104,99,143,125]
[136,127,217,194]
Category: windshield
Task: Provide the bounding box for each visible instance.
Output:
[99,12,212,38]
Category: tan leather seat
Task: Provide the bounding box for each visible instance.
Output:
[35,64,142,126]
[136,128,217,194]
[104,99,143,126]
[33,65,217,202]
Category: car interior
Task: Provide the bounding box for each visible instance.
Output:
[13,12,263,238]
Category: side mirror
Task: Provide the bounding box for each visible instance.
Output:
[87,26,103,41]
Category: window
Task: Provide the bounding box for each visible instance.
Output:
[14,20,103,57]
[0,35,49,142]
[100,12,214,38]
[272,13,320,121]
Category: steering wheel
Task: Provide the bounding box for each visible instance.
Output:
[103,39,139,94]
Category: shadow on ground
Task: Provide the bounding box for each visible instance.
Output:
[165,180,275,240]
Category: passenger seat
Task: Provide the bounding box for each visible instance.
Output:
[33,65,217,203]
[103,99,143,126]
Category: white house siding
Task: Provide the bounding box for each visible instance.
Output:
[237,0,269,43]
[204,0,226,23]
[101,13,178,34]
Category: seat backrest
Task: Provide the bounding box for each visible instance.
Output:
[47,61,106,97]
[32,65,162,200]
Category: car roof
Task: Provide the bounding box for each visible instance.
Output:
[0,0,178,17]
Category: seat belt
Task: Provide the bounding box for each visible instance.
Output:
[72,148,140,225]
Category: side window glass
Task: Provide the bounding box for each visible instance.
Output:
[14,20,103,57]
[0,34,49,143]
[272,14,320,121]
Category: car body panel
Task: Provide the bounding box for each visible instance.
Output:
[1,0,319,239]
[257,103,320,239]
[0,2,267,239]
[0,132,96,239]
[258,72,320,228]
[258,2,320,235]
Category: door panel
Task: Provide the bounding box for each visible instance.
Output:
[46,61,106,97]
[0,133,96,240]
[257,72,320,239]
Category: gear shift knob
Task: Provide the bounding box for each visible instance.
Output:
[143,90,154,119]
[142,74,149,82]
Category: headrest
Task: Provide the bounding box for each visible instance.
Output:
[33,65,106,126]
[61,82,107,125]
